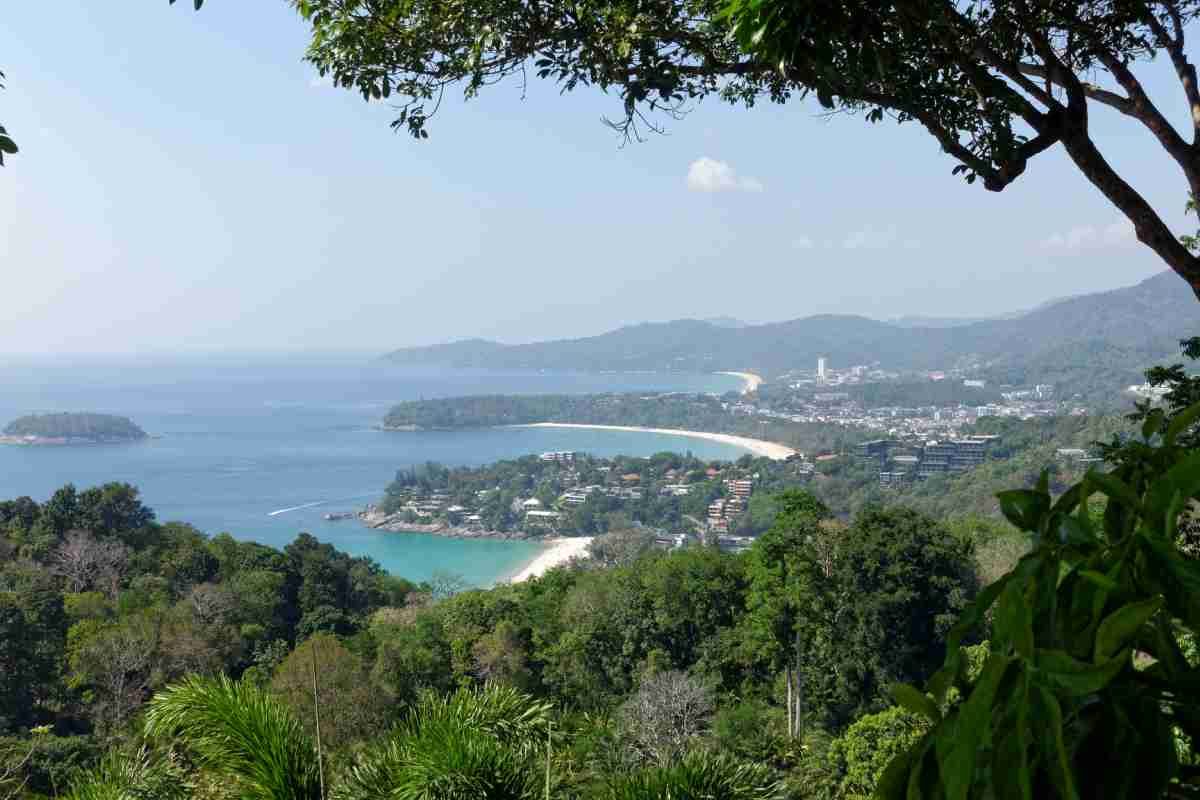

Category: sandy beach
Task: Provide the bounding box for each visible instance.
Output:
[518,422,796,460]
[716,371,764,394]
[509,536,594,582]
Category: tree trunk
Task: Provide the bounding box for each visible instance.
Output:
[793,628,804,743]
[1059,128,1200,299]
[785,664,793,739]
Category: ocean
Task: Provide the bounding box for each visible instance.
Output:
[0,357,746,586]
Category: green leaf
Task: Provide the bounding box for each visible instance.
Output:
[936,654,1010,800]
[1165,400,1200,445]
[990,669,1032,800]
[1077,569,1118,591]
[993,579,1034,659]
[1055,515,1095,548]
[1048,483,1084,519]
[1035,649,1126,696]
[875,734,928,800]
[928,573,1011,702]
[891,683,941,723]
[997,489,1047,531]
[1031,686,1078,800]
[1084,470,1141,515]
[1093,597,1162,662]
[1144,451,1200,535]
[1138,532,1200,627]
[1143,407,1166,440]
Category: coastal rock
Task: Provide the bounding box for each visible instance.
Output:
[359,506,535,540]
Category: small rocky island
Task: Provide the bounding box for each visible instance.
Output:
[1,412,149,445]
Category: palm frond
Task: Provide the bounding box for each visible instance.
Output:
[337,719,536,800]
[604,751,785,800]
[335,685,551,800]
[408,684,553,751]
[63,747,188,800]
[144,674,321,800]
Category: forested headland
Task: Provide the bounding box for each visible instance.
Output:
[382,393,869,454]
[2,414,147,443]
[374,413,1131,540]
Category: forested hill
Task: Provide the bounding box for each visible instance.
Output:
[2,413,147,441]
[383,272,1198,388]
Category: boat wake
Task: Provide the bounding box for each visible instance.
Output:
[268,500,324,516]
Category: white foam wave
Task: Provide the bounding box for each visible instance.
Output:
[267,500,324,516]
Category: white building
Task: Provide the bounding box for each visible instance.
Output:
[817,357,827,380]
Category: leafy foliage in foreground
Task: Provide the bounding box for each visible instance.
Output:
[882,402,1200,798]
[604,751,784,800]
[62,748,186,800]
[144,675,321,800]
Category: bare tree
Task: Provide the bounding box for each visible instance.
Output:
[370,591,434,629]
[49,530,129,597]
[427,570,470,600]
[75,620,155,734]
[587,528,656,569]
[620,671,714,764]
[0,732,43,800]
[185,582,236,626]
[472,619,532,689]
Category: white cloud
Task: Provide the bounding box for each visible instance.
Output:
[1102,219,1136,245]
[794,236,815,249]
[1041,219,1136,250]
[842,226,917,250]
[686,157,764,193]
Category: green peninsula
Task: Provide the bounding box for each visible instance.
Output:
[2,412,148,444]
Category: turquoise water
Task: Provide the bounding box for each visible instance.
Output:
[0,358,745,585]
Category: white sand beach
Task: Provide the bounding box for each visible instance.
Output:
[518,422,796,460]
[716,371,764,394]
[509,536,594,582]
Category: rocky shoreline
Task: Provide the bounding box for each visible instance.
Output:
[359,506,537,540]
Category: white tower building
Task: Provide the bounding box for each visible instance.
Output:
[817,357,827,380]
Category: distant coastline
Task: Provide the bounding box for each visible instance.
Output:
[715,371,763,395]
[513,422,796,460]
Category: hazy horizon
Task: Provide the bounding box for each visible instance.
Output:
[0,268,1169,360]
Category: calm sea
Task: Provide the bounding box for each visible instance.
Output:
[0,357,745,586]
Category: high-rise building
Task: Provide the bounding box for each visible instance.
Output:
[817,357,827,380]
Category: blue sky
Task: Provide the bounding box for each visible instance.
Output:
[0,3,1185,356]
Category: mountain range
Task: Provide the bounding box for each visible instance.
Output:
[384,272,1200,397]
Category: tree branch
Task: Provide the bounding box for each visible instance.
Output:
[975,50,1059,111]
[1145,3,1200,140]
[1059,129,1200,297]
[1017,63,1132,115]
[1096,50,1195,174]
[855,88,1010,190]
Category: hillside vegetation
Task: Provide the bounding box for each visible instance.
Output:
[0,483,979,799]
[384,272,1196,398]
